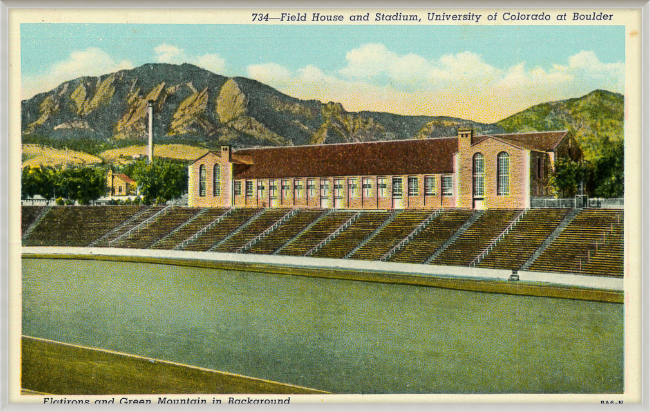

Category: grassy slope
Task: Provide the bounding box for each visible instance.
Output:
[22,337,326,395]
[98,144,210,164]
[22,144,103,168]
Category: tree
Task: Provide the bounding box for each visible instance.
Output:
[130,159,187,204]
[21,166,57,200]
[549,158,593,198]
[58,166,108,204]
[550,140,623,199]
[592,139,624,198]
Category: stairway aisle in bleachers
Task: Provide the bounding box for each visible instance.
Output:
[113,207,203,249]
[246,209,325,255]
[430,209,521,267]
[388,210,474,264]
[477,209,570,271]
[349,210,432,261]
[311,211,391,259]
[151,208,227,250]
[182,208,262,252]
[528,209,624,277]
[21,206,46,236]
[212,209,291,253]
[93,206,165,247]
[23,206,145,247]
[277,211,357,257]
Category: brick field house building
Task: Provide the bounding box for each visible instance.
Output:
[188,128,582,210]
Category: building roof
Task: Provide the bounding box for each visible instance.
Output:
[192,130,570,179]
[232,138,459,179]
[488,131,569,152]
[115,173,136,184]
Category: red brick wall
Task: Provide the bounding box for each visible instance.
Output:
[457,138,529,209]
[188,151,233,208]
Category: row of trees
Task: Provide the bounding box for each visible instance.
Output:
[549,139,624,198]
[21,159,188,205]
[22,166,107,204]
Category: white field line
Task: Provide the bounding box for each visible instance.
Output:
[23,335,328,393]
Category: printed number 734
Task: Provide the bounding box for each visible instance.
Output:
[252,13,269,21]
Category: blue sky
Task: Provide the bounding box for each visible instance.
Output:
[21,24,625,122]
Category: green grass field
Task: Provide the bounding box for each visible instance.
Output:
[22,258,624,394]
[22,337,326,395]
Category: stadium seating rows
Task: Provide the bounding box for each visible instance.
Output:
[113,207,203,249]
[388,210,474,264]
[21,206,624,277]
[151,208,227,250]
[213,209,293,253]
[581,221,623,277]
[349,210,433,261]
[311,211,391,259]
[430,209,521,267]
[182,208,261,252]
[246,209,325,255]
[93,206,166,247]
[477,208,570,271]
[529,209,623,276]
[24,206,144,247]
[22,206,46,236]
[277,211,357,257]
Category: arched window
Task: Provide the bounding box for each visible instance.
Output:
[213,164,221,196]
[473,153,485,197]
[199,164,207,197]
[497,152,510,196]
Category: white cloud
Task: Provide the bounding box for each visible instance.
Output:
[154,43,226,74]
[246,45,624,123]
[22,47,133,99]
[194,54,226,74]
[247,63,292,84]
[154,43,185,63]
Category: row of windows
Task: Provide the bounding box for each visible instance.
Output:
[198,170,454,198]
[198,164,221,197]
[473,152,510,197]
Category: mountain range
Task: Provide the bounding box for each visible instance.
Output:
[21,63,623,163]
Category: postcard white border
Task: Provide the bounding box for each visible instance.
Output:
[1,0,648,409]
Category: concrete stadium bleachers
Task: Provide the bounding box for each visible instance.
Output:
[113,207,203,249]
[430,209,521,267]
[22,206,46,236]
[93,206,166,247]
[277,211,357,257]
[581,221,623,277]
[213,208,292,253]
[388,210,474,264]
[349,210,432,261]
[151,208,227,250]
[477,209,570,271]
[23,206,144,247]
[246,209,325,255]
[21,205,626,278]
[312,211,391,259]
[528,209,624,276]
[182,208,262,252]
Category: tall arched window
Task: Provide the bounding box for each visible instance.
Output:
[213,164,221,196]
[497,152,510,196]
[199,164,207,197]
[473,153,485,197]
